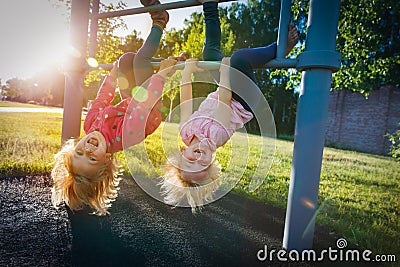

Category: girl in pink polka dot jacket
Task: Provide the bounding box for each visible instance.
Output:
[51,0,182,215]
[51,58,177,216]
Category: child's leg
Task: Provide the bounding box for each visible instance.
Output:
[230,43,277,82]
[134,12,169,87]
[229,43,277,112]
[229,24,298,112]
[202,1,224,61]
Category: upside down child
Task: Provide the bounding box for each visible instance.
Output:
[51,0,184,215]
[159,0,299,212]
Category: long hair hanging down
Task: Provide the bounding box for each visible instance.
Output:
[160,150,222,213]
[51,139,121,215]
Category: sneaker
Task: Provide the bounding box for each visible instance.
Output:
[152,10,169,29]
[140,0,160,6]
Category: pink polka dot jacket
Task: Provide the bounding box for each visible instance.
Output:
[84,74,165,153]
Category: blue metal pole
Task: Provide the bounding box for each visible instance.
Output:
[283,0,341,250]
[61,0,90,142]
[276,0,292,59]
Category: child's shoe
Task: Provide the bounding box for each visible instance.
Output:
[140,0,164,22]
[140,0,160,6]
[152,10,169,30]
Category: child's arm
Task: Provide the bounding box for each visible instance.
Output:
[180,58,203,124]
[138,58,177,111]
[214,57,232,129]
[92,62,118,105]
[157,58,177,79]
[84,62,118,133]
[119,59,177,149]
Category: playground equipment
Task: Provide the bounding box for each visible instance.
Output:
[62,0,341,251]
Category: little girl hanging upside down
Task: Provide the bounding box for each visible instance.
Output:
[160,57,253,212]
[160,0,298,213]
[51,58,177,215]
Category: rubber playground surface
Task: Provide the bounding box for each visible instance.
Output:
[0,175,368,267]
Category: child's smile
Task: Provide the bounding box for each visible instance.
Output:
[72,131,110,178]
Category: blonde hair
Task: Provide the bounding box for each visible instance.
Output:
[160,150,222,213]
[51,139,121,216]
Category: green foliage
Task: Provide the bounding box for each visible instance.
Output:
[181,13,205,59]
[386,123,400,160]
[160,28,186,59]
[219,15,236,56]
[119,30,144,54]
[162,71,182,120]
[160,10,236,59]
[333,0,400,95]
[289,0,400,95]
[226,0,280,49]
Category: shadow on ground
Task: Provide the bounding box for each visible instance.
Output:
[0,175,375,267]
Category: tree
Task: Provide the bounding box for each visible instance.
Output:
[30,66,66,106]
[119,30,144,54]
[288,0,400,95]
[386,124,400,160]
[4,78,25,102]
[163,72,182,121]
[333,0,400,95]
[0,79,3,100]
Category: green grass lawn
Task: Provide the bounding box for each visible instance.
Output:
[0,103,399,259]
[0,100,48,108]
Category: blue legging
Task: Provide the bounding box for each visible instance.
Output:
[230,43,277,112]
[202,2,224,61]
[202,1,277,112]
[134,25,163,87]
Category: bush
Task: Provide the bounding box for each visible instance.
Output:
[386,122,400,160]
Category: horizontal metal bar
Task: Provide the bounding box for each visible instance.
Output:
[97,58,297,71]
[95,0,236,19]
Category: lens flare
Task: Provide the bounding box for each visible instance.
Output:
[87,57,98,68]
[132,86,148,102]
[67,45,81,58]
[118,76,129,90]
[301,198,315,209]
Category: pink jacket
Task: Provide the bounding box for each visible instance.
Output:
[84,74,165,153]
[180,90,254,149]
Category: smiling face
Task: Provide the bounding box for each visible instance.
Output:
[71,131,110,179]
[181,139,216,184]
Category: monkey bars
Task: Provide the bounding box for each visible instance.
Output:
[62,0,341,253]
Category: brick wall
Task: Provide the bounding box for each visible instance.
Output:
[326,86,400,155]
